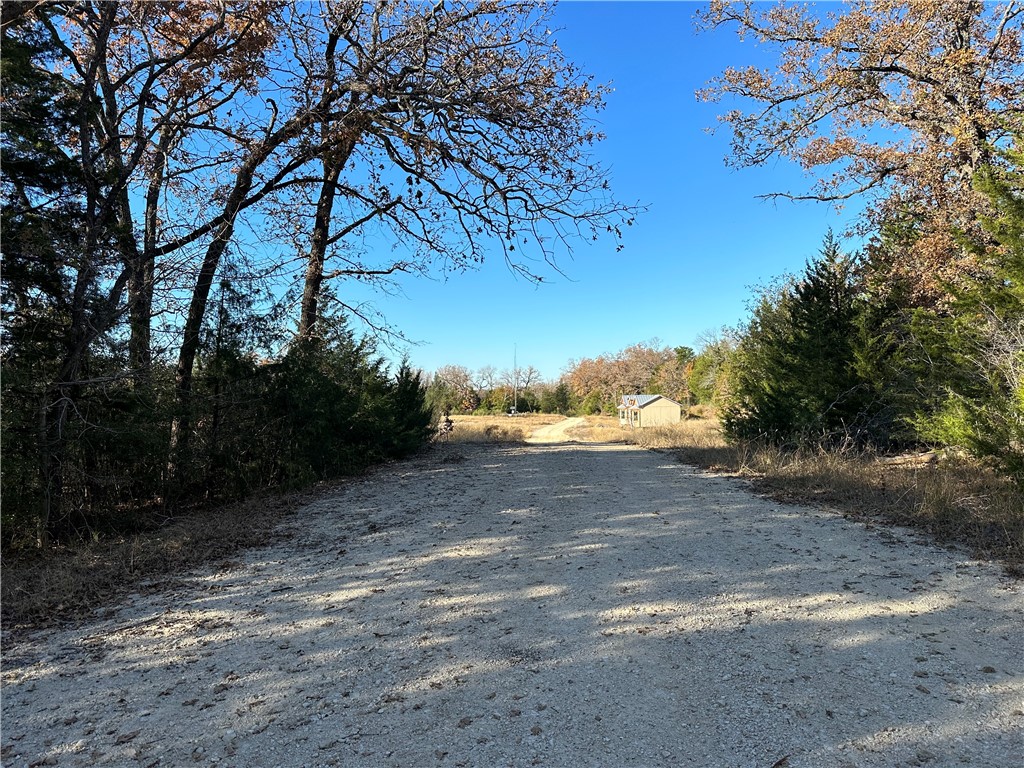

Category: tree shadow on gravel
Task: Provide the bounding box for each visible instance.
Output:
[2,443,1021,768]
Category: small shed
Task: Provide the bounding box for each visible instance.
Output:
[617,394,682,428]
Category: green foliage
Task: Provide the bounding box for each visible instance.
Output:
[1,5,90,356]
[425,378,459,415]
[382,362,436,457]
[912,148,1024,479]
[721,281,800,440]
[723,233,880,445]
[579,391,607,415]
[1,284,434,546]
[687,334,735,406]
[425,375,479,415]
[674,346,696,363]
[845,270,920,446]
[192,315,433,494]
[474,387,539,414]
[514,389,539,413]
[473,387,509,414]
[1,7,96,544]
[539,382,576,415]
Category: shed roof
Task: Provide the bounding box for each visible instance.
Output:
[618,394,682,409]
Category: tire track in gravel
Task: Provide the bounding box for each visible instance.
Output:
[2,441,1022,768]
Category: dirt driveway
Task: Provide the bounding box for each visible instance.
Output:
[524,416,586,443]
[2,440,1022,767]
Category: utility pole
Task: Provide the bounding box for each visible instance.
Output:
[513,343,518,414]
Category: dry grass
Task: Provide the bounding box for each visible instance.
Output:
[444,413,564,444]
[576,414,1023,575]
[1,486,320,635]
[565,415,628,444]
[748,449,1024,574]
[569,414,732,457]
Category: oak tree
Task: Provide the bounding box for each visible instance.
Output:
[9,0,638,506]
[274,1,638,342]
[698,0,1024,304]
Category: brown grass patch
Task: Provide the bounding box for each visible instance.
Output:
[445,413,564,444]
[747,449,1023,574]
[1,486,321,636]
[565,415,629,443]
[577,413,1023,574]
[570,414,730,456]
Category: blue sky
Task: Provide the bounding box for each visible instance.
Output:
[348,1,861,381]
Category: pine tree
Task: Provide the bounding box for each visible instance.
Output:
[787,231,867,436]
[914,142,1024,479]
[1,5,93,543]
[724,233,872,445]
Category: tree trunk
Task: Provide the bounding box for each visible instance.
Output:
[36,258,128,544]
[165,106,316,482]
[128,254,154,373]
[297,32,360,342]
[123,179,152,376]
[36,390,64,548]
[168,220,237,483]
[131,129,173,378]
[298,160,344,341]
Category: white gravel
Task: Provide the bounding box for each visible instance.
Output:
[2,439,1022,768]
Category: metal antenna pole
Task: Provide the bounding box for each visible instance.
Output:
[513,343,518,414]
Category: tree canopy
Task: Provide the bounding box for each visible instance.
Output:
[1,0,636,545]
[698,0,1024,304]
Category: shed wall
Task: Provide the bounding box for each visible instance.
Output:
[638,400,681,427]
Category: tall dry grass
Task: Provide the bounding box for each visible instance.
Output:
[577,413,1023,574]
[749,449,1023,573]
[443,413,564,444]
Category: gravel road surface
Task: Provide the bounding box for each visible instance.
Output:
[2,439,1022,768]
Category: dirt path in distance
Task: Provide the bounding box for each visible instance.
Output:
[2,440,1021,767]
[524,416,586,444]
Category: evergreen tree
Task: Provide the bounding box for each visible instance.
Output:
[382,363,435,458]
[540,382,576,415]
[724,234,873,445]
[913,143,1024,479]
[787,232,869,435]
[722,281,800,441]
[1,5,92,543]
[687,333,736,407]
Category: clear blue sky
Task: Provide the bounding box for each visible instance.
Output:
[347,1,860,381]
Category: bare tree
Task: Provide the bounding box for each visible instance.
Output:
[278,1,640,341]
[476,365,499,392]
[166,0,638,464]
[43,0,282,375]
[9,0,285,539]
[431,364,479,412]
[612,342,673,395]
[519,365,541,392]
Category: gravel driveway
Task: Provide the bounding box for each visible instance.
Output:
[2,440,1022,768]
